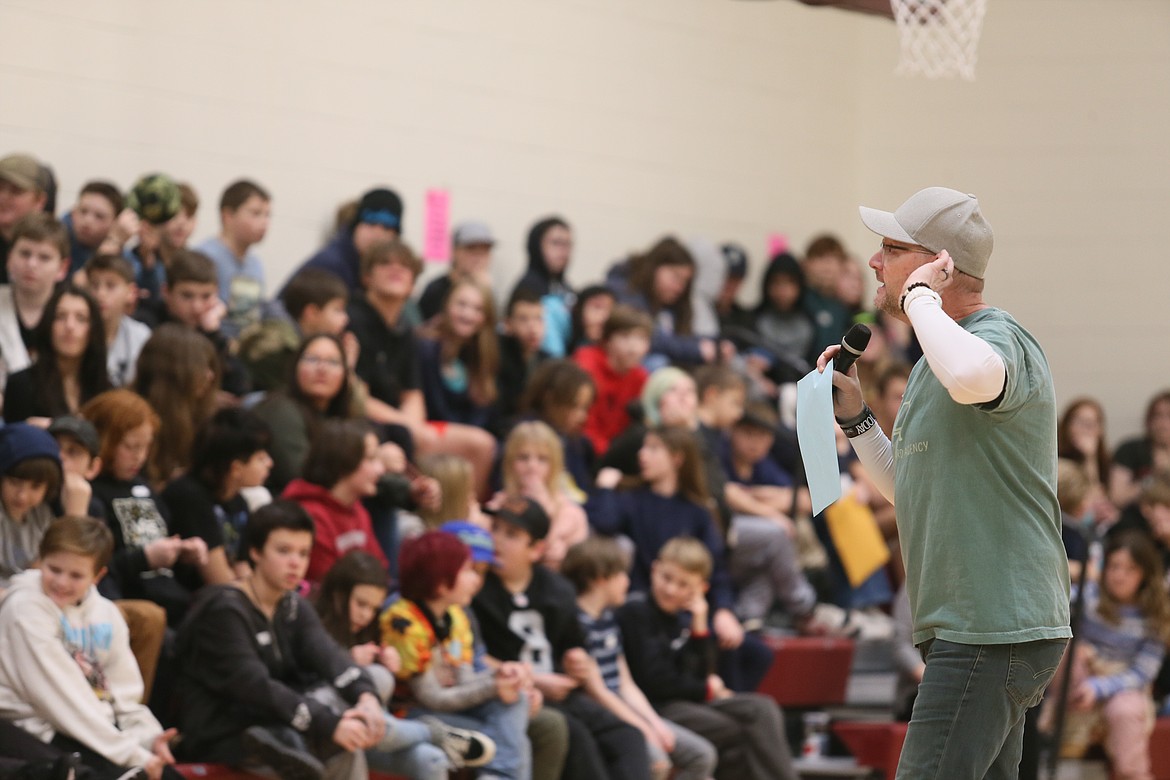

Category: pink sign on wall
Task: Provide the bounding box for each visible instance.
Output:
[424,188,451,263]
[766,232,789,259]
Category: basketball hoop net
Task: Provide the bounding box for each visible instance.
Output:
[891,0,988,81]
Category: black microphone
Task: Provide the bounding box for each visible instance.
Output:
[834,323,871,376]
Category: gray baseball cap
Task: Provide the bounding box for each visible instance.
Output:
[0,154,43,192]
[452,220,496,247]
[859,187,994,279]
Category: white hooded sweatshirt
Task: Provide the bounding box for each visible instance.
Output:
[0,568,160,768]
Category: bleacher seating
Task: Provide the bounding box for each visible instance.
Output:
[757,634,855,708]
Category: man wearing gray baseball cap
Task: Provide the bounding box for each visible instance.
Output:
[817,187,1070,778]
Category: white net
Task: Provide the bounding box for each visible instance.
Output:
[891,0,988,81]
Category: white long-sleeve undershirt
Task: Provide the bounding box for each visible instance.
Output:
[905,293,1006,405]
[846,292,1007,506]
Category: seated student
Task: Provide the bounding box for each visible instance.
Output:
[519,360,597,497]
[472,495,650,780]
[48,415,105,519]
[715,243,752,333]
[381,531,529,778]
[496,286,552,435]
[134,324,221,487]
[748,253,817,377]
[1041,532,1170,779]
[588,427,741,643]
[415,277,501,431]
[497,421,588,572]
[510,216,575,358]
[0,516,183,779]
[0,212,71,388]
[243,266,350,392]
[418,454,487,530]
[0,153,51,282]
[315,550,495,780]
[567,285,616,355]
[195,179,272,337]
[285,187,404,295]
[417,220,496,322]
[162,407,273,584]
[723,402,796,511]
[617,537,797,780]
[605,237,723,368]
[610,368,822,642]
[256,334,363,492]
[162,182,199,251]
[572,305,652,458]
[440,520,574,780]
[122,173,183,313]
[0,423,64,589]
[62,180,126,275]
[346,238,496,499]
[153,248,249,396]
[316,551,402,701]
[175,500,453,779]
[81,389,206,627]
[281,419,390,584]
[84,253,153,387]
[1111,390,1170,510]
[561,537,717,780]
[3,284,112,424]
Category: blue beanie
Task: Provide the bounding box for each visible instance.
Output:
[0,424,62,476]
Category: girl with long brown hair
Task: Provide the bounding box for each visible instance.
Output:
[132,323,219,487]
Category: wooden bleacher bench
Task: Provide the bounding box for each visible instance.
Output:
[176,767,410,780]
[757,634,855,708]
[831,715,1170,780]
[1141,716,1170,780]
[831,720,906,780]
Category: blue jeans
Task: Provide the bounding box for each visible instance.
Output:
[401,696,531,780]
[897,639,1067,780]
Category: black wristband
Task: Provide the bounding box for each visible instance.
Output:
[837,404,878,438]
[900,282,933,313]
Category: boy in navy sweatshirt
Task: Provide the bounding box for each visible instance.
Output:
[616,537,796,780]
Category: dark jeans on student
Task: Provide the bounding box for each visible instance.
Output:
[718,631,773,693]
[551,690,650,780]
[896,638,1067,780]
[660,693,797,780]
[51,733,185,780]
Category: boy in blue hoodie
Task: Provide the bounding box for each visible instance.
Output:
[0,423,65,589]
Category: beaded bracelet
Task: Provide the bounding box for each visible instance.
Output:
[900,282,939,314]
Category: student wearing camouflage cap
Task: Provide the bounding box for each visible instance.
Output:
[0,153,52,284]
[124,172,182,312]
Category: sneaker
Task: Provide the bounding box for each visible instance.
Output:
[111,770,146,780]
[241,725,326,780]
[421,716,497,768]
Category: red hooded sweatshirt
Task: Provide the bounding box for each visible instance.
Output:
[281,478,388,584]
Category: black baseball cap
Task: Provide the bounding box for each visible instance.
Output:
[484,495,550,541]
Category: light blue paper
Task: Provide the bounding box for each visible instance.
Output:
[796,361,843,515]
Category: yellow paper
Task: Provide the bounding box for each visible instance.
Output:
[823,493,890,587]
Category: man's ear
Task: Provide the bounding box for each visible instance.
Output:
[84,456,103,482]
[528,539,548,563]
[54,259,69,283]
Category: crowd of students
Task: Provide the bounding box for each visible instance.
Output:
[0,150,1167,780]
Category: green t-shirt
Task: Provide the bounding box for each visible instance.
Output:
[894,308,1071,646]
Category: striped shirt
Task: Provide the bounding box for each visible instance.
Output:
[1077,581,1166,700]
[578,607,623,694]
